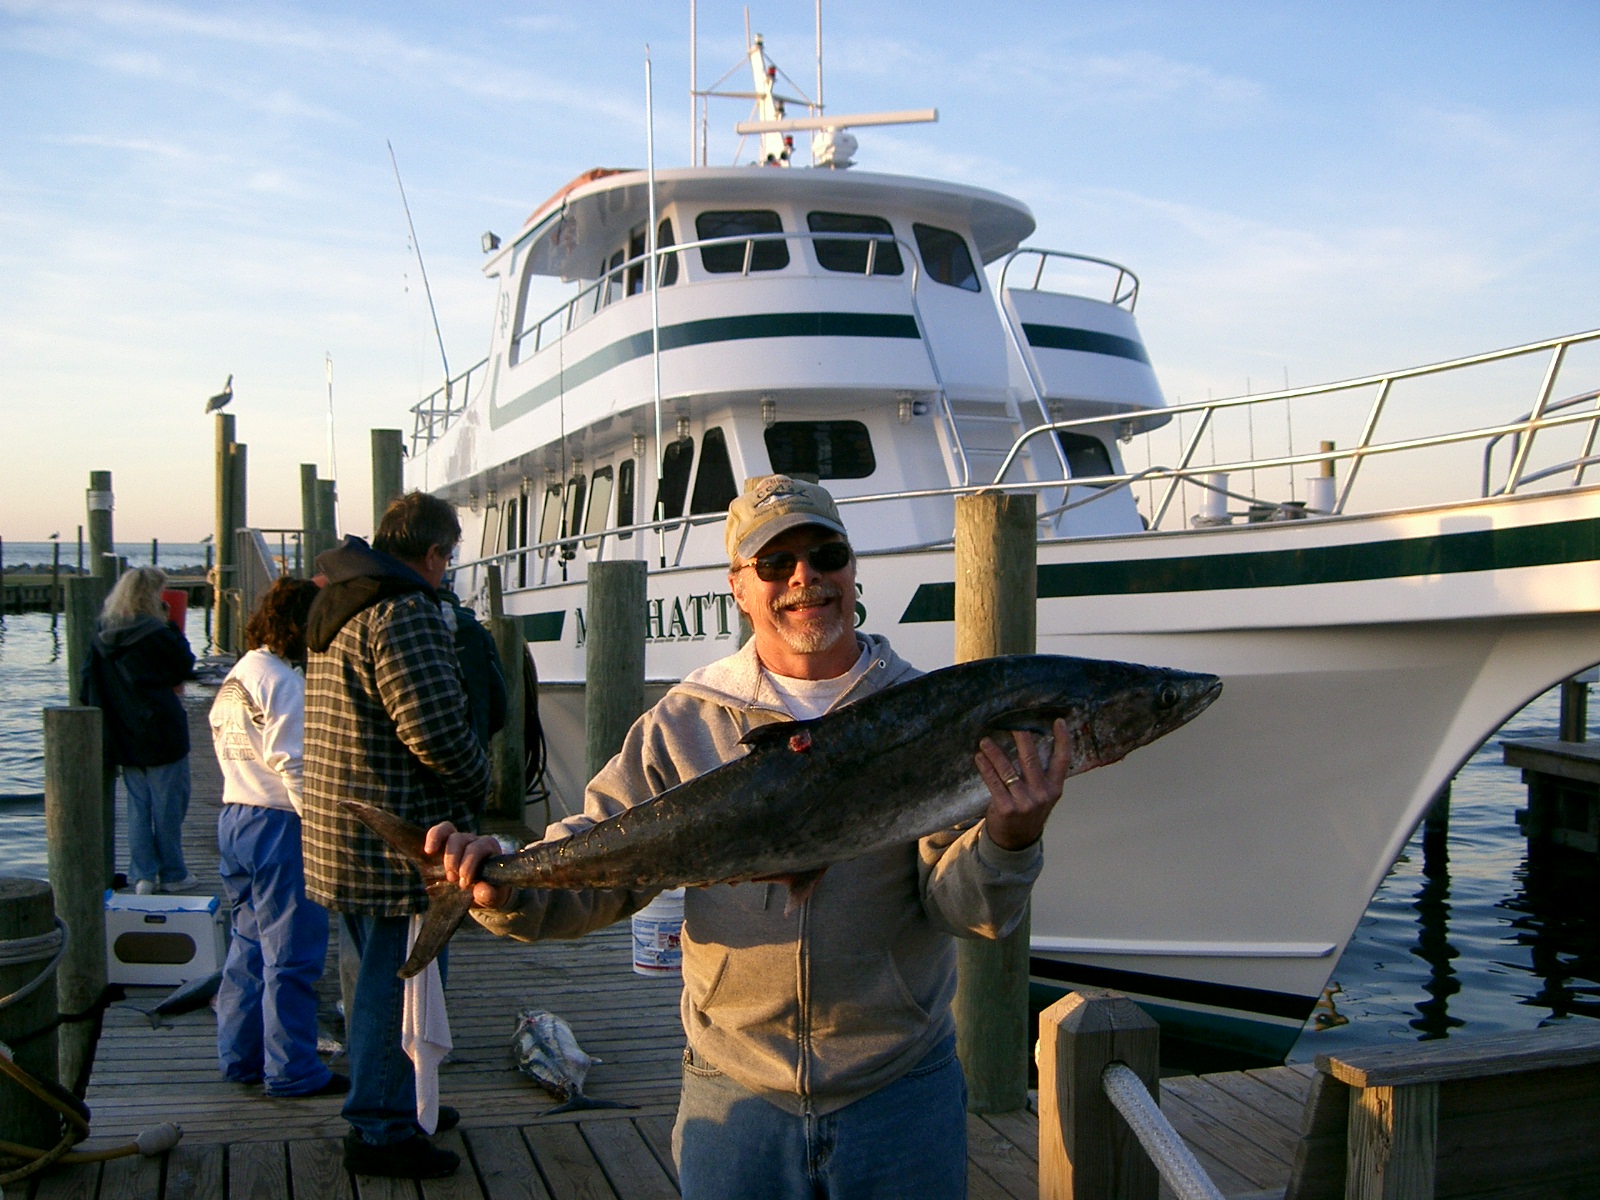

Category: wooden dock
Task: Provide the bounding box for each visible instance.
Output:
[3,681,1319,1199]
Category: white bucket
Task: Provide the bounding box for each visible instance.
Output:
[631,888,685,977]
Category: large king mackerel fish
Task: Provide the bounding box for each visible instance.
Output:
[345,654,1221,978]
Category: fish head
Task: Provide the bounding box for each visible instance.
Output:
[984,656,1221,775]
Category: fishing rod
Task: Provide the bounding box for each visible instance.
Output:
[387,139,452,399]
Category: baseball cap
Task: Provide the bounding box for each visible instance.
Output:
[725,475,849,562]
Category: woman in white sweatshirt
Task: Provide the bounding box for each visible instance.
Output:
[210,577,345,1097]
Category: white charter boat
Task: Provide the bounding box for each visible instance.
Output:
[404,31,1600,1062]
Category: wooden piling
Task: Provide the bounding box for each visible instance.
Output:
[484,566,528,824]
[0,877,61,1153]
[1560,677,1588,743]
[371,430,405,534]
[44,706,107,1098]
[215,415,238,653]
[87,470,115,583]
[316,478,337,548]
[64,575,116,888]
[299,463,320,564]
[1038,989,1160,1200]
[584,560,647,783]
[953,490,1037,1114]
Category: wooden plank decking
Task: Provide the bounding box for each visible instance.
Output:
[3,680,1315,1199]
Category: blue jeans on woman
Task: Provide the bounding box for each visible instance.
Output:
[673,1035,969,1200]
[123,757,191,887]
[216,804,332,1095]
[339,913,448,1145]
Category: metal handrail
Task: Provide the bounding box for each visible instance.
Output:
[998,247,1141,310]
[1481,388,1600,496]
[409,357,491,453]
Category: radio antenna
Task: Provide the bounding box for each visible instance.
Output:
[387,139,452,397]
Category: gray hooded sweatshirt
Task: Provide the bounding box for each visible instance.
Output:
[472,632,1042,1115]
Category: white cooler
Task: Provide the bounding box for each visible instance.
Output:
[105,891,228,986]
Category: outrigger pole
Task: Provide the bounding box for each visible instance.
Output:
[646,46,666,569]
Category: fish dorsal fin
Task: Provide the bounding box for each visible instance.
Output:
[739,718,812,749]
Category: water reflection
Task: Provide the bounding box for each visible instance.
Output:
[1408,821,1464,1039]
[1505,849,1600,1022]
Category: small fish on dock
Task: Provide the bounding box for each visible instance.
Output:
[134,971,222,1028]
[509,1008,631,1113]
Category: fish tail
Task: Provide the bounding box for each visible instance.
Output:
[339,799,470,980]
[398,885,476,979]
[544,1094,636,1115]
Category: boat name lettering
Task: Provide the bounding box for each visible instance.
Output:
[570,584,867,647]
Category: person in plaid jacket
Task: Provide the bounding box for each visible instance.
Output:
[301,491,490,1180]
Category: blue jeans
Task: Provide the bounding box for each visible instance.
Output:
[673,1036,968,1200]
[216,804,332,1095]
[123,758,190,886]
[339,913,448,1145]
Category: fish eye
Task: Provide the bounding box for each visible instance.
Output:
[1157,684,1179,709]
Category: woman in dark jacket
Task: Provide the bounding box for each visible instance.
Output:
[81,566,197,894]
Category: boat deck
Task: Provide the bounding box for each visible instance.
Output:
[4,685,1315,1199]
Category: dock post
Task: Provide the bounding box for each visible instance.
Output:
[215,415,238,653]
[953,490,1036,1113]
[484,566,528,824]
[0,877,61,1153]
[316,478,338,548]
[371,430,405,535]
[1560,677,1588,743]
[1038,989,1160,1200]
[45,706,107,1098]
[87,470,115,583]
[584,560,647,783]
[299,463,321,565]
[64,575,115,887]
[50,535,61,625]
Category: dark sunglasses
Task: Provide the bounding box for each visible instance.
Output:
[740,541,853,582]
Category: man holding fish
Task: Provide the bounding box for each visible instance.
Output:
[434,474,1077,1200]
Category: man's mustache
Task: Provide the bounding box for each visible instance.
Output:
[772,584,843,614]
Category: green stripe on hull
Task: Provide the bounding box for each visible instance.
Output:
[519,611,565,642]
[899,515,1600,624]
[490,311,921,428]
[1021,322,1150,365]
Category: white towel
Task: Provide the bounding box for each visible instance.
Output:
[402,914,452,1135]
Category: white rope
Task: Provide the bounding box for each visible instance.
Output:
[1101,1062,1225,1200]
[0,919,67,1012]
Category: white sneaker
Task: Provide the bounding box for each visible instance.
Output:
[133,879,156,896]
[162,874,203,893]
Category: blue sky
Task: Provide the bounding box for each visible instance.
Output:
[4,0,1598,539]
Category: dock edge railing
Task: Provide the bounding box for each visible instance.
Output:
[1038,989,1224,1200]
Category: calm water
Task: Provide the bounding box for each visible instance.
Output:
[1,608,1595,1060]
[1,540,211,574]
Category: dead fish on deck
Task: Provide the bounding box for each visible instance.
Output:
[136,971,223,1028]
[509,1009,632,1114]
[345,653,1222,978]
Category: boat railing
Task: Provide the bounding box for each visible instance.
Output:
[455,326,1600,592]
[997,248,1140,311]
[982,325,1600,529]
[409,357,491,455]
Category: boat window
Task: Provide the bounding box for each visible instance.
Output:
[657,436,695,519]
[480,500,502,559]
[695,211,789,273]
[510,260,541,365]
[765,421,876,480]
[806,212,903,276]
[913,224,981,292]
[616,458,636,539]
[625,228,647,296]
[583,467,613,548]
[656,219,678,288]
[1057,432,1114,486]
[561,474,587,560]
[537,484,564,557]
[690,427,739,515]
[603,249,626,307]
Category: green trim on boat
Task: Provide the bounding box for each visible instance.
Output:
[899,516,1600,623]
[1021,322,1150,365]
[519,611,566,643]
[491,311,921,428]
